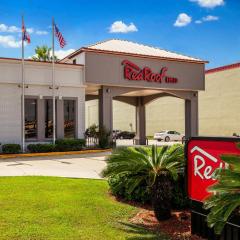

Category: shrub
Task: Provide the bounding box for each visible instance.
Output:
[172,173,190,209]
[55,139,86,151]
[98,126,111,149]
[85,124,98,138]
[108,173,151,204]
[2,144,21,154]
[102,145,185,220]
[27,143,55,153]
[107,170,189,208]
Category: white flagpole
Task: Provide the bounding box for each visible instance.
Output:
[52,17,56,144]
[21,15,25,152]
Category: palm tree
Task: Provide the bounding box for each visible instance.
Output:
[204,149,240,235]
[102,144,184,220]
[32,45,58,62]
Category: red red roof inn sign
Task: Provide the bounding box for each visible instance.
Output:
[122,60,178,83]
[187,137,240,202]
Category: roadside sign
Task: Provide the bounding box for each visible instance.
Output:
[187,137,240,202]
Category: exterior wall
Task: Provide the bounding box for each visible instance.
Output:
[0,83,22,144]
[146,97,184,136]
[199,67,240,136]
[85,52,205,91]
[0,59,85,144]
[85,100,136,132]
[85,99,99,128]
[85,66,240,137]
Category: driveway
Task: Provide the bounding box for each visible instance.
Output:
[0,152,111,179]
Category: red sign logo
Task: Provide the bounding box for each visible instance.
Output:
[122,60,178,84]
[187,138,240,202]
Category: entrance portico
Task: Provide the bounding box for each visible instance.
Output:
[62,39,207,144]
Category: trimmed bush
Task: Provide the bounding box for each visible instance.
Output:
[108,173,151,203]
[2,144,21,154]
[55,139,86,152]
[98,126,111,149]
[27,143,55,153]
[104,145,189,209]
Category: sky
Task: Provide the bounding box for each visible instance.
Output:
[0,0,239,68]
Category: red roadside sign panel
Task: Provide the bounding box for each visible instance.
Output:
[187,137,240,202]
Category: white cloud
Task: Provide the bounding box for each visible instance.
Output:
[0,35,22,48]
[195,15,219,24]
[35,30,48,35]
[190,0,224,8]
[0,24,21,33]
[27,28,34,34]
[0,23,49,36]
[202,15,219,21]
[52,49,75,59]
[109,21,138,33]
[174,13,192,27]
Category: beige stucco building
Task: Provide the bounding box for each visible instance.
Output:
[0,39,206,148]
[86,62,240,137]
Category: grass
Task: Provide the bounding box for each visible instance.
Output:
[0,177,167,240]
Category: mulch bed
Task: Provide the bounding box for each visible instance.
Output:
[129,208,205,240]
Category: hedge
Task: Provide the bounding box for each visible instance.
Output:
[26,139,86,153]
[27,143,55,153]
[2,144,21,154]
[55,139,86,152]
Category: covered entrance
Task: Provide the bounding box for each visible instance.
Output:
[86,86,198,145]
[62,39,207,144]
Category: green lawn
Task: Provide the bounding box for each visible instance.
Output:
[0,177,166,240]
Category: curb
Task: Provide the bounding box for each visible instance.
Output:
[0,149,112,159]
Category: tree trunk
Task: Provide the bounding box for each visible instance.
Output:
[152,173,173,221]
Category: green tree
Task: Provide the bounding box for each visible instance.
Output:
[204,145,240,235]
[32,45,58,61]
[102,144,184,220]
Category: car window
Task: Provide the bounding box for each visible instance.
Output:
[168,131,174,134]
[175,131,180,135]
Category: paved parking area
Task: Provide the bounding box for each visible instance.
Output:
[0,152,110,179]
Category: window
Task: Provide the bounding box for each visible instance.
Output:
[73,59,76,64]
[64,100,75,138]
[25,99,37,139]
[45,99,53,138]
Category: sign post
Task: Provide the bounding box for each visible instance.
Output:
[186,137,240,239]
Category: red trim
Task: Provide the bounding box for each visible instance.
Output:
[206,62,240,74]
[0,57,84,67]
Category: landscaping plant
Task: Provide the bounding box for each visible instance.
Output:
[204,146,240,235]
[98,126,111,149]
[2,144,21,154]
[102,144,185,221]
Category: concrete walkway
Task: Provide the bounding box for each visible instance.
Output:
[0,152,111,179]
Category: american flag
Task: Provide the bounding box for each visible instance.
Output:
[54,23,66,48]
[22,21,30,44]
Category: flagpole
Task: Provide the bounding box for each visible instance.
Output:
[52,17,56,144]
[21,15,25,152]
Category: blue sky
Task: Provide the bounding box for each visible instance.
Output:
[0,0,239,68]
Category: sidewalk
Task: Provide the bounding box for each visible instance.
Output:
[0,152,111,179]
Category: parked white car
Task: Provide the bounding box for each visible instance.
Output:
[154,130,185,142]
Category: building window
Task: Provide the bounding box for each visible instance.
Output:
[73,59,76,64]
[25,99,37,139]
[45,99,53,138]
[64,100,75,138]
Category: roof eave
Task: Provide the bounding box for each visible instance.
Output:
[63,47,208,64]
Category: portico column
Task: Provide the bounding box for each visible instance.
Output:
[135,97,146,145]
[98,86,113,133]
[185,92,198,139]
